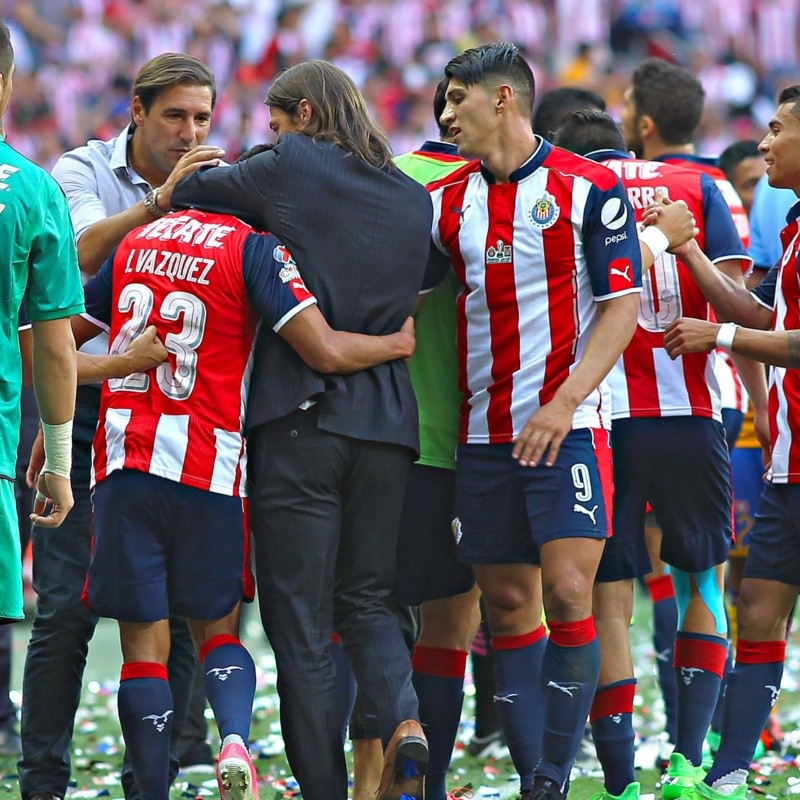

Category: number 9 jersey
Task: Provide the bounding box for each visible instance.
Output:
[83,209,316,496]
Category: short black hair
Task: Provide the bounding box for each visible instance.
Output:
[553,109,626,156]
[533,87,605,139]
[236,142,275,163]
[444,43,535,118]
[631,58,704,145]
[778,85,800,119]
[718,139,761,183]
[0,20,13,79]
[433,77,449,138]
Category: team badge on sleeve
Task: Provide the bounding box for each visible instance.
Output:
[273,244,303,284]
[528,191,560,229]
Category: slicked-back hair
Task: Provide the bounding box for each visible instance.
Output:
[778,85,800,119]
[533,87,605,139]
[266,60,394,169]
[718,139,761,183]
[631,58,704,145]
[444,43,535,119]
[133,53,216,116]
[434,77,450,138]
[552,109,626,156]
[0,20,13,79]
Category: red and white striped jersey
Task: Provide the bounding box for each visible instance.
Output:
[752,205,800,483]
[84,210,316,496]
[427,139,642,444]
[589,151,750,421]
[715,350,748,415]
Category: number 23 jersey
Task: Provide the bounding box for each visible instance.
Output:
[83,209,315,496]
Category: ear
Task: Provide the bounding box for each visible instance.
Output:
[131,95,145,126]
[638,113,656,141]
[496,84,514,113]
[296,98,313,127]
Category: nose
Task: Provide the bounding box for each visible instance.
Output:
[758,134,770,153]
[440,102,454,128]
[180,118,199,144]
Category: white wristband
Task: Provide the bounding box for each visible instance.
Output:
[715,322,738,352]
[41,420,73,479]
[639,225,670,262]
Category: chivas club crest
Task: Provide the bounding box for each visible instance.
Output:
[486,239,512,264]
[274,245,302,283]
[528,191,560,229]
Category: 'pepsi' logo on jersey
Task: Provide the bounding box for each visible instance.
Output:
[608,258,634,293]
[528,192,560,229]
[601,197,628,231]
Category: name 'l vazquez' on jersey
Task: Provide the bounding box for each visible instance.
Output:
[82,209,315,496]
[588,150,751,421]
[426,138,642,445]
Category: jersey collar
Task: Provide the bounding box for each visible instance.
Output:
[480,136,551,184]
[584,148,630,163]
[656,151,719,168]
[787,199,800,225]
[418,140,458,156]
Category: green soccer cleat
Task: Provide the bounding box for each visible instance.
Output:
[662,752,706,800]
[589,781,641,800]
[685,779,747,800]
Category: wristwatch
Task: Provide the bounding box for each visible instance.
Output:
[143,187,167,218]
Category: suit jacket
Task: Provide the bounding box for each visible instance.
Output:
[172,134,433,454]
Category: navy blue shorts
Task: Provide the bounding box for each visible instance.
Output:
[393,464,475,605]
[454,429,613,565]
[730,447,766,556]
[87,469,252,622]
[743,482,800,586]
[595,416,732,582]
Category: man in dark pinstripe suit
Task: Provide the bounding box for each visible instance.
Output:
[173,60,434,800]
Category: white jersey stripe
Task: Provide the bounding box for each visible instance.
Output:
[150,415,190,481]
[210,428,245,495]
[103,408,132,478]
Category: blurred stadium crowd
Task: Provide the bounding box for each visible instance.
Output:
[1,0,798,168]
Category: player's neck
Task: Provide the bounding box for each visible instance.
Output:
[481,126,538,184]
[644,140,695,161]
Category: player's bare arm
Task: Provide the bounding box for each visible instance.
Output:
[280,308,415,373]
[665,318,800,370]
[30,317,77,528]
[512,292,639,468]
[669,239,772,329]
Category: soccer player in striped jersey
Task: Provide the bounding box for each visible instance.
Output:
[73,205,416,800]
[618,59,771,791]
[427,43,645,800]
[553,109,767,800]
[664,84,800,800]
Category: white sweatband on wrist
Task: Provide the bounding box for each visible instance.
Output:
[41,420,73,479]
[716,322,738,352]
[639,225,670,262]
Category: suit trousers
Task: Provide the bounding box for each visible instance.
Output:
[248,409,418,800]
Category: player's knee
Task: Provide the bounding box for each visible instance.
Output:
[672,566,726,635]
[543,572,592,621]
[737,588,789,641]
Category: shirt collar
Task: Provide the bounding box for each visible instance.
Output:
[584,148,630,163]
[111,123,150,187]
[418,140,458,156]
[787,199,800,225]
[480,136,552,184]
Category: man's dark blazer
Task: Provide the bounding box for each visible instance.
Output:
[172,134,433,453]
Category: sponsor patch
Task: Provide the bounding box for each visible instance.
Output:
[486,239,512,264]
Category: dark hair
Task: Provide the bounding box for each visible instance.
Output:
[235,142,275,163]
[631,58,704,145]
[533,87,605,139]
[433,77,449,138]
[0,20,13,78]
[266,60,394,169]
[718,139,761,183]
[132,53,217,114]
[444,43,536,118]
[553,109,626,156]
[778,85,800,119]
